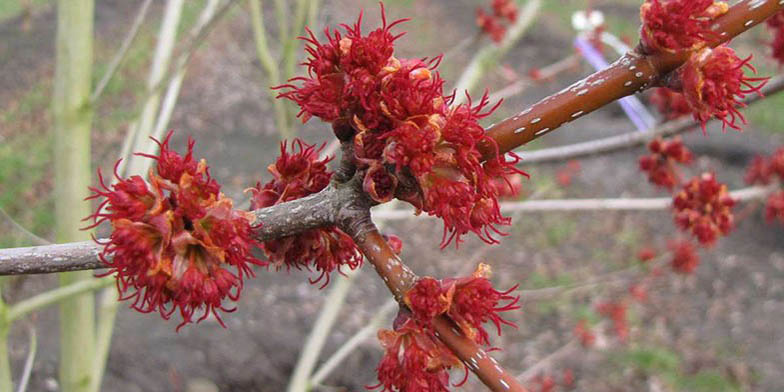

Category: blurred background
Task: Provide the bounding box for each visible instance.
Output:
[1,0,783,391]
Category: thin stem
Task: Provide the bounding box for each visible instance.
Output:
[124,0,185,178]
[88,288,119,392]
[519,75,784,164]
[7,278,114,322]
[16,327,36,392]
[249,0,291,139]
[0,207,49,246]
[90,0,153,104]
[287,268,360,392]
[371,185,775,219]
[516,339,581,382]
[0,329,10,392]
[309,299,397,387]
[480,0,784,160]
[53,0,97,390]
[0,280,11,392]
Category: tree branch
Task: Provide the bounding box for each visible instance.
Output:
[479,0,784,160]
[519,75,784,164]
[350,229,527,392]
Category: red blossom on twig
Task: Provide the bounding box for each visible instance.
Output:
[277,6,527,248]
[669,238,700,274]
[84,131,264,330]
[679,46,768,132]
[672,173,735,246]
[640,0,728,53]
[649,87,692,120]
[248,139,362,288]
[639,137,693,190]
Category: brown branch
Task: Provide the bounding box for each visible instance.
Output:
[350,229,527,392]
[520,74,784,164]
[480,0,784,160]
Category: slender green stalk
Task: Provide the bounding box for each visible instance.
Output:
[286,268,360,392]
[282,0,310,80]
[7,278,114,323]
[90,0,154,104]
[307,0,320,29]
[249,0,291,139]
[125,0,185,177]
[0,330,10,392]
[309,300,397,386]
[16,327,37,392]
[53,1,96,391]
[273,0,290,46]
[88,288,119,392]
[0,280,11,392]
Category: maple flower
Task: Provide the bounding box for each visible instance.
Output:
[765,191,784,224]
[639,0,728,53]
[745,156,774,185]
[475,0,518,43]
[679,46,768,132]
[445,264,520,346]
[402,264,519,347]
[573,320,596,347]
[85,131,264,330]
[672,173,735,246]
[372,309,460,392]
[248,139,362,288]
[637,246,657,263]
[669,238,700,274]
[596,301,629,341]
[278,6,526,248]
[649,87,692,120]
[638,137,693,190]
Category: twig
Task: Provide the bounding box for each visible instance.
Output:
[516,339,580,383]
[309,299,397,387]
[15,327,36,392]
[0,207,49,246]
[90,0,154,104]
[519,75,784,164]
[478,1,784,160]
[487,54,581,103]
[371,185,775,220]
[351,229,527,392]
[7,277,114,322]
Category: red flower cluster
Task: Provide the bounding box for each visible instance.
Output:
[679,46,768,132]
[248,140,362,288]
[672,173,735,246]
[766,10,784,65]
[573,319,596,347]
[636,247,657,263]
[745,147,784,186]
[372,265,519,391]
[404,264,520,346]
[649,88,692,120]
[278,6,526,248]
[639,0,728,53]
[639,137,693,190]
[476,0,518,43]
[669,239,700,274]
[85,132,264,330]
[373,309,461,392]
[596,301,629,342]
[766,191,784,224]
